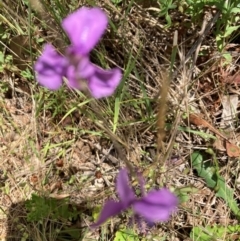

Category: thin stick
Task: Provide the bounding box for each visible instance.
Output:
[185,11,220,65]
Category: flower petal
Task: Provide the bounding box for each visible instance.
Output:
[133,189,178,222]
[116,169,135,206]
[91,200,125,228]
[34,44,66,90]
[88,67,122,98]
[65,56,95,89]
[62,7,108,55]
[65,65,79,88]
[77,57,95,79]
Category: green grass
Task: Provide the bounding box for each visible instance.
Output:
[1,0,240,240]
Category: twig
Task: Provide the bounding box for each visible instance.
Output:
[94,143,119,164]
[185,11,220,65]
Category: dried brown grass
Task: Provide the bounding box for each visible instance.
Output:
[0,0,240,240]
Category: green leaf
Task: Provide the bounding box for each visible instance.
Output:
[223,25,240,38]
[230,7,240,14]
[181,127,216,140]
[175,186,199,203]
[114,229,139,241]
[92,205,102,221]
[191,152,240,218]
[222,53,232,65]
[166,124,216,140]
[190,225,240,241]
[216,35,224,51]
[25,194,78,222]
[111,0,122,4]
[165,14,172,27]
[0,51,4,63]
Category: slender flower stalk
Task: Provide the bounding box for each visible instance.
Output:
[34,7,122,99]
[92,168,178,228]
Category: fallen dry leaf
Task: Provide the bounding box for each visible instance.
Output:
[49,193,70,199]
[56,159,64,167]
[29,174,38,185]
[49,181,62,193]
[226,142,240,157]
[220,95,238,129]
[213,138,226,152]
[189,113,226,139]
[224,72,240,84]
[231,74,240,84]
[189,113,240,157]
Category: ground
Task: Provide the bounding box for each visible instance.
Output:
[0,0,240,240]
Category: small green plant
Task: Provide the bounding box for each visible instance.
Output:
[215,1,240,52]
[185,0,240,53]
[114,229,140,241]
[25,193,78,222]
[157,0,177,27]
[0,50,14,73]
[0,78,10,95]
[111,0,123,4]
[21,68,34,80]
[191,151,240,218]
[190,224,240,241]
[23,194,84,240]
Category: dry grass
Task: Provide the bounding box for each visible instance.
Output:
[0,0,240,240]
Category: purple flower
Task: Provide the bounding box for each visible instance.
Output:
[34,7,122,99]
[91,169,178,228]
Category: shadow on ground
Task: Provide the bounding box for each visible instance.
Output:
[6,195,87,241]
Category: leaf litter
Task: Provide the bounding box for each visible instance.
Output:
[0,0,240,240]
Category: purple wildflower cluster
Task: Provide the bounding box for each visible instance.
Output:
[92,169,178,228]
[34,7,122,99]
[34,6,178,228]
